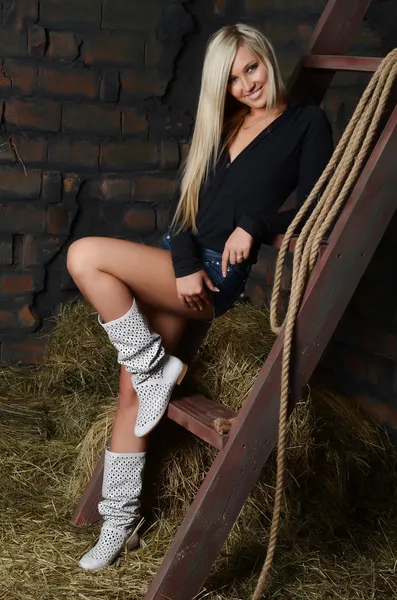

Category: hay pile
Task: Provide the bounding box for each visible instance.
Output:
[1,301,397,600]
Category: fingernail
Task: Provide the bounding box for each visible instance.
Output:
[215,288,220,292]
[222,272,226,278]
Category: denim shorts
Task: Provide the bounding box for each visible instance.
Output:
[160,233,251,319]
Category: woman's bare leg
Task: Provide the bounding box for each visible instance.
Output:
[66,237,214,323]
[110,308,187,454]
[67,237,208,450]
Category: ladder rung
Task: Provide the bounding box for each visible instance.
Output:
[302,54,382,72]
[272,234,328,255]
[272,234,297,252]
[168,394,236,450]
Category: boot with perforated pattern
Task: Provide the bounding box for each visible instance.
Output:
[99,302,187,438]
[79,449,146,570]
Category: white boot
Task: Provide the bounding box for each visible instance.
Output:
[79,448,146,570]
[99,302,187,437]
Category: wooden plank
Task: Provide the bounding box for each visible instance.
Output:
[168,395,236,450]
[70,450,104,526]
[302,54,382,72]
[288,0,373,103]
[143,106,397,600]
[272,234,328,255]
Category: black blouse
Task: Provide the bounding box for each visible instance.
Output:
[170,101,334,278]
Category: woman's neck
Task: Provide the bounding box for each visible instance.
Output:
[248,102,286,119]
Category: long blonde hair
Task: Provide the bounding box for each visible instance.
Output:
[172,23,286,233]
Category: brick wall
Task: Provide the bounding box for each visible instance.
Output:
[0,0,393,371]
[0,0,193,362]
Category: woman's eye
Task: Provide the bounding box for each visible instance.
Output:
[228,76,237,85]
[247,63,258,73]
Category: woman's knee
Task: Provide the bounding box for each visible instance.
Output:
[67,237,100,279]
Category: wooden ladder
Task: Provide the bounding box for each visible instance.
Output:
[71,1,397,597]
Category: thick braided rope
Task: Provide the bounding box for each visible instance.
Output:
[252,49,397,600]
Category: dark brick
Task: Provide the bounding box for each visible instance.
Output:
[48,31,79,62]
[333,313,397,362]
[145,3,192,70]
[62,103,121,136]
[0,303,37,331]
[101,140,158,171]
[21,234,65,267]
[38,65,99,101]
[120,69,169,101]
[160,140,179,170]
[2,0,38,26]
[262,21,309,46]
[214,0,228,14]
[11,133,48,166]
[244,0,321,12]
[0,66,12,93]
[84,175,132,203]
[0,166,41,199]
[45,204,72,235]
[0,272,39,295]
[42,171,62,204]
[145,41,163,69]
[102,0,162,31]
[2,336,48,364]
[19,304,37,328]
[0,235,13,265]
[122,107,147,136]
[123,205,156,233]
[39,0,101,31]
[0,307,15,329]
[62,173,82,203]
[60,265,78,291]
[0,137,14,164]
[84,32,143,67]
[5,98,61,132]
[0,27,28,57]
[100,70,120,103]
[2,59,37,95]
[277,52,302,81]
[134,176,177,199]
[28,25,46,58]
[156,202,172,232]
[48,137,99,172]
[0,203,46,233]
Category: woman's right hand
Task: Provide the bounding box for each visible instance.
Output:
[176,270,219,311]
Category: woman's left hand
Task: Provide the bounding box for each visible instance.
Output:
[221,227,254,277]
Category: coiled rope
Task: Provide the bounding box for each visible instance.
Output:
[252,48,397,600]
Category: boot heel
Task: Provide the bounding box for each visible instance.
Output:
[177,363,188,385]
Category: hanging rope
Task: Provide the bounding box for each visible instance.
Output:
[252,48,397,600]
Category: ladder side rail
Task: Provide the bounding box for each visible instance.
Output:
[288,0,372,103]
[144,106,397,600]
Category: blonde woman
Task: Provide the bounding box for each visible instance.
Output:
[67,23,333,569]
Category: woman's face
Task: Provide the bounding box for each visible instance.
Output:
[227,44,268,110]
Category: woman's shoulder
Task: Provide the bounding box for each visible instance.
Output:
[288,99,331,128]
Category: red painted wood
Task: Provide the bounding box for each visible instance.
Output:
[288,0,373,103]
[143,106,397,600]
[272,234,328,255]
[168,395,236,450]
[70,450,104,526]
[302,54,382,72]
